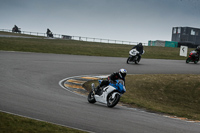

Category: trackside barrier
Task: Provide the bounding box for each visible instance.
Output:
[0,29,147,46]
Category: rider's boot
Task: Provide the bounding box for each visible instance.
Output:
[94,86,101,95]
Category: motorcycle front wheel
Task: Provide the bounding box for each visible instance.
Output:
[87,91,96,103]
[126,57,131,64]
[107,92,120,108]
[186,57,191,63]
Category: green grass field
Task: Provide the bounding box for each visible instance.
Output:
[0,111,87,133]
[1,31,199,132]
[0,31,193,60]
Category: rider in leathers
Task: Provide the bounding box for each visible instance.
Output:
[194,45,200,60]
[95,69,127,94]
[132,43,143,61]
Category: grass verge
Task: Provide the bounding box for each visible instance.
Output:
[0,111,87,133]
[0,31,193,60]
[83,74,200,121]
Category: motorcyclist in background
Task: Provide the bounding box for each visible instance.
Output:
[46,28,53,37]
[194,45,200,59]
[12,25,20,33]
[195,45,200,53]
[14,25,19,31]
[95,68,127,94]
[132,43,144,61]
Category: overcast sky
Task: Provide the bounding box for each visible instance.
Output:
[1,0,200,44]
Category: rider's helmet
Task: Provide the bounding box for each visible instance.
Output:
[196,45,200,52]
[138,43,143,46]
[137,43,143,50]
[119,68,127,78]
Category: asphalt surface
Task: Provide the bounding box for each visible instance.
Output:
[0,51,200,133]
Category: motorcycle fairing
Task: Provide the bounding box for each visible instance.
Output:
[109,82,126,94]
[189,51,199,60]
[129,49,145,56]
[129,49,139,56]
[94,85,117,104]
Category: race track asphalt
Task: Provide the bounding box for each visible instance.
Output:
[0,51,200,133]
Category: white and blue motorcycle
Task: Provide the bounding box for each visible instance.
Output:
[87,80,126,108]
[127,49,145,64]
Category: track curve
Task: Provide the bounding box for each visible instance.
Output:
[0,51,200,133]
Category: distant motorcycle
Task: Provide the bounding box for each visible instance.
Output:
[47,32,54,38]
[127,49,145,64]
[186,50,199,64]
[87,79,126,108]
[12,27,21,33]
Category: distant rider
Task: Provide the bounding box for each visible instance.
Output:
[194,45,200,60]
[132,43,144,61]
[12,25,19,32]
[195,45,200,53]
[46,28,52,37]
[95,68,127,94]
[14,25,18,31]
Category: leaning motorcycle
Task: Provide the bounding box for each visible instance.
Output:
[48,32,54,38]
[87,79,126,108]
[186,50,199,64]
[127,49,145,64]
[12,27,21,33]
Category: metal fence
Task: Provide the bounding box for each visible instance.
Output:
[0,29,145,45]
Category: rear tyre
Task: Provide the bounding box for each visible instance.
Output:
[107,92,120,108]
[87,91,96,103]
[135,56,139,64]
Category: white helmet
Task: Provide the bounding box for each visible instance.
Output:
[119,68,127,78]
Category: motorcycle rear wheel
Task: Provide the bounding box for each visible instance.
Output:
[107,92,120,108]
[135,60,139,64]
[134,56,140,64]
[88,91,96,103]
